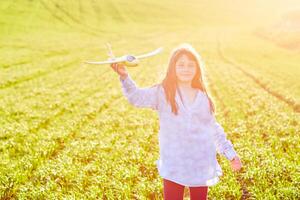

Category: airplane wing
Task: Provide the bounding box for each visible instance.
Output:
[84,57,126,65]
[135,47,163,59]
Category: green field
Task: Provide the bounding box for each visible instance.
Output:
[0,0,299,199]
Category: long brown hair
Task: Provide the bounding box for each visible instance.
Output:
[159,43,215,115]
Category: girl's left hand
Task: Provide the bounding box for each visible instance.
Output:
[230,156,242,172]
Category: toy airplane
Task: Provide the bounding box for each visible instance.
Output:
[84,43,163,67]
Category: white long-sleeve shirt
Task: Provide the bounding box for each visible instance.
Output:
[119,74,238,187]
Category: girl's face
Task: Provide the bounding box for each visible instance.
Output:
[175,54,197,83]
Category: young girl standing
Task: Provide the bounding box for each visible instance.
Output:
[111,43,242,200]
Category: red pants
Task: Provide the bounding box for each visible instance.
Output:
[163,178,208,200]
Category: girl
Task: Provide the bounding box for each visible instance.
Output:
[111,43,242,200]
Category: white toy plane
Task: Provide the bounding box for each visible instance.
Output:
[84,43,163,67]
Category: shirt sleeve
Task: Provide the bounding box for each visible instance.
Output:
[211,115,238,161]
[119,74,160,110]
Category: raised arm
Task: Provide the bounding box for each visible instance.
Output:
[210,115,238,161]
[119,73,160,110]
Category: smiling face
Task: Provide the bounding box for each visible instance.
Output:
[175,54,197,83]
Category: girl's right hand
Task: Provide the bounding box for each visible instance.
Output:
[110,62,128,79]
